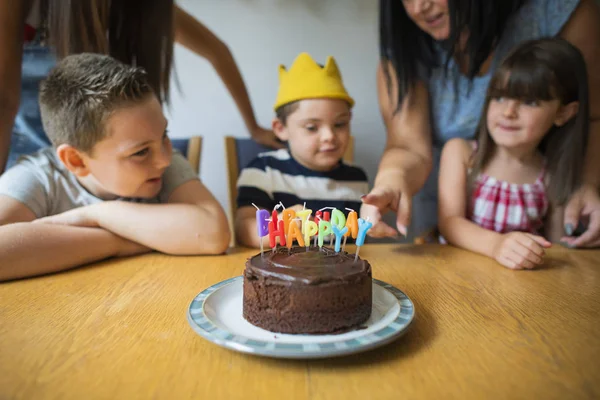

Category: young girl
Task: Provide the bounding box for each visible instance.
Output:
[438,38,589,270]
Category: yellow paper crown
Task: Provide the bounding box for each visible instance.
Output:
[274,53,354,111]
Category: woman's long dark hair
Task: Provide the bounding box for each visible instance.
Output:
[379,0,525,110]
[472,38,589,206]
[44,0,174,103]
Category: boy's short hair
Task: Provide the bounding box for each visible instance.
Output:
[274,101,300,125]
[39,53,154,153]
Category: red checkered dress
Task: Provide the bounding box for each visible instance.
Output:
[468,169,548,235]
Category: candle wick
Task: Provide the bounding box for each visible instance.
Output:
[252,203,260,211]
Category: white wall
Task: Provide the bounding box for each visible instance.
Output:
[168,0,385,218]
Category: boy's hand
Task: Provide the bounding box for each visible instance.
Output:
[492,232,551,270]
[34,206,98,228]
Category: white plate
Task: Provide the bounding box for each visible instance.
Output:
[187,276,415,359]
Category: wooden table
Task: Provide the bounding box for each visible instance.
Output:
[1,244,599,399]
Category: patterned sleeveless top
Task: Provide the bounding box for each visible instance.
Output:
[468,164,548,235]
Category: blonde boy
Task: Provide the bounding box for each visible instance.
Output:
[235,53,368,248]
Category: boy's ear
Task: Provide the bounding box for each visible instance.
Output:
[555,101,579,127]
[56,144,91,177]
[272,118,289,141]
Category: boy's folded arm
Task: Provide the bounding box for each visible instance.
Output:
[0,195,149,281]
[86,179,230,255]
[0,222,147,282]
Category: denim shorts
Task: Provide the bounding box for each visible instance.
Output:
[8,44,55,168]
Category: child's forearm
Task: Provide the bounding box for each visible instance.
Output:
[90,202,230,255]
[0,223,139,281]
[439,216,501,258]
[235,215,268,248]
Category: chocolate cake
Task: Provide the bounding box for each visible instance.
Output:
[243,246,372,334]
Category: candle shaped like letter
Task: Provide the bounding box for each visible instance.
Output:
[330,209,347,252]
[317,220,332,248]
[344,211,358,238]
[331,225,348,252]
[314,210,331,247]
[342,209,359,252]
[286,217,305,248]
[268,211,286,249]
[354,217,373,262]
[256,208,269,256]
[282,209,296,236]
[314,210,322,247]
[303,220,318,248]
[296,209,312,233]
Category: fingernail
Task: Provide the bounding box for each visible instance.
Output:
[360,195,366,200]
[564,223,574,236]
[397,224,407,236]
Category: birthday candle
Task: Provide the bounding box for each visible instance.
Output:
[344,210,359,239]
[356,218,373,246]
[296,209,312,233]
[303,220,318,247]
[317,220,332,247]
[315,210,323,224]
[256,209,269,238]
[282,209,296,235]
[331,209,346,229]
[286,218,304,248]
[268,218,286,248]
[332,225,348,252]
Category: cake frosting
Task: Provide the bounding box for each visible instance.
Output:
[243,246,372,334]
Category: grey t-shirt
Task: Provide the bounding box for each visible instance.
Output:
[0,147,198,218]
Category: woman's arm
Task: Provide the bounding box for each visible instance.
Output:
[559,0,600,247]
[560,0,600,188]
[362,62,433,237]
[0,1,32,174]
[173,6,282,149]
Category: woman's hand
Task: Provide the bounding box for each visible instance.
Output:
[562,184,600,248]
[250,126,285,149]
[361,183,411,238]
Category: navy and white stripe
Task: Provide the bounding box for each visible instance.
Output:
[237,149,368,213]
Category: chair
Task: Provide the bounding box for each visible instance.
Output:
[171,136,203,175]
[224,136,354,246]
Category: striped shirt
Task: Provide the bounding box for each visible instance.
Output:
[236,149,368,213]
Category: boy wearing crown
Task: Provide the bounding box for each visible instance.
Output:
[235,53,368,248]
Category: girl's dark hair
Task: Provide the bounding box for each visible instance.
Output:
[472,38,589,206]
[379,0,525,110]
[44,0,174,103]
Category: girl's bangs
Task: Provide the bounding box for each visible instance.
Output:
[488,62,557,102]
